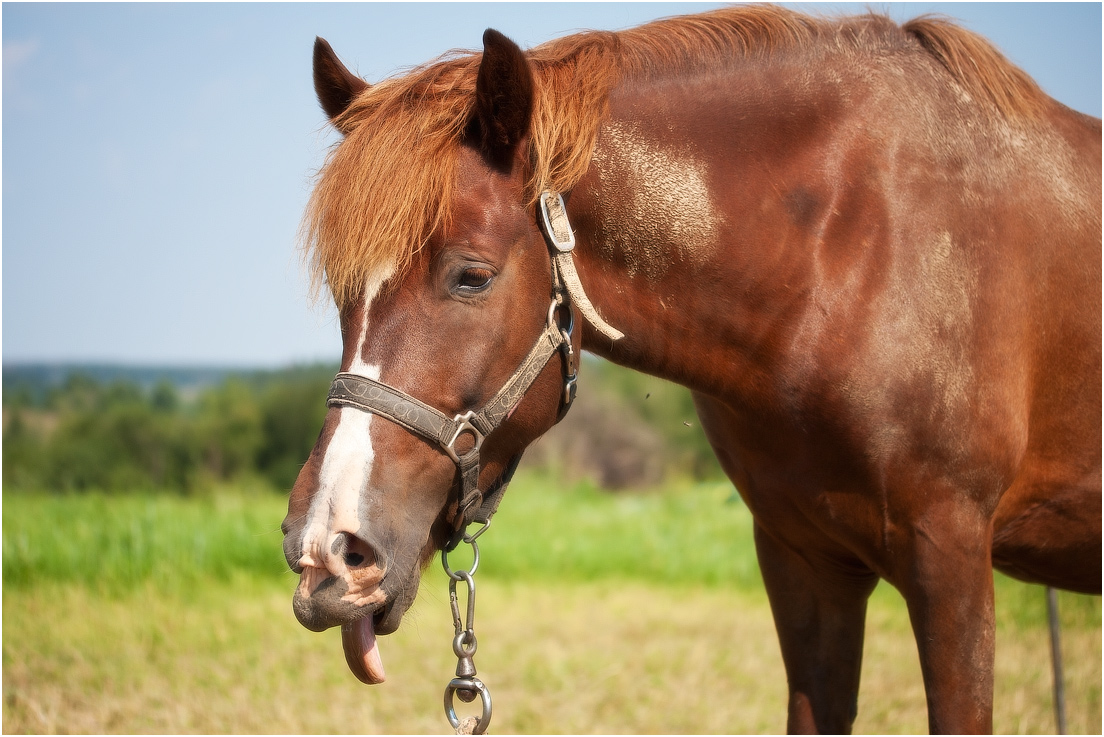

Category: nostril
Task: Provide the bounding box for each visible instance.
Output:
[331,532,378,570]
[345,535,377,570]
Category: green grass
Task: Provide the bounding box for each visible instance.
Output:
[3,482,287,592]
[478,474,763,588]
[0,475,761,593]
[2,478,1100,733]
[6,474,1097,626]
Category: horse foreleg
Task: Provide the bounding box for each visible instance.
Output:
[890,514,996,734]
[754,522,878,734]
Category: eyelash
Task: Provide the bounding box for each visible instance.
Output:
[456,266,494,293]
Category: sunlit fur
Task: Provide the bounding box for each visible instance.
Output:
[301,4,1047,311]
[902,15,1046,118]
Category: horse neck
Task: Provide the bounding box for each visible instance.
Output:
[566,72,832,398]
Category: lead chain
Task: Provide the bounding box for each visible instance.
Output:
[441,523,492,735]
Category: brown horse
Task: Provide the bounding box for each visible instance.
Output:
[282,6,1101,733]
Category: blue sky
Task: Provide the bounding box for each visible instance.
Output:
[3,2,1100,367]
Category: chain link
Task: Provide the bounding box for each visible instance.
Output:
[442,523,492,734]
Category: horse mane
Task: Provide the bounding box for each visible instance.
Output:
[305,5,1048,309]
[902,14,1046,120]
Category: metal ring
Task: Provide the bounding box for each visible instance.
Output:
[453,630,478,659]
[444,677,492,734]
[547,298,575,335]
[442,542,479,580]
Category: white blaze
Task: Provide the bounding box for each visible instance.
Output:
[299,266,395,575]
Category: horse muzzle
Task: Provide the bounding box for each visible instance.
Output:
[291,555,412,686]
[289,531,413,629]
[291,566,385,631]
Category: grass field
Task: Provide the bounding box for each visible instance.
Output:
[3,476,1100,734]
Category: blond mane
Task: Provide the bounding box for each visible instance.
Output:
[304,5,1047,309]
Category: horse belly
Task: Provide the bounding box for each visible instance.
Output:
[992,464,1102,594]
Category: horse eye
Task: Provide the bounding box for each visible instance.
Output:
[457,267,494,292]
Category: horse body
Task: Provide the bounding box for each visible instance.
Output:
[283,8,1100,732]
[565,35,1099,732]
[571,15,1102,588]
[567,34,1100,730]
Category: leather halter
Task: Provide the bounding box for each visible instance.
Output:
[325,192,621,541]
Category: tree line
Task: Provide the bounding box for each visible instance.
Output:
[2,360,723,494]
[4,366,331,493]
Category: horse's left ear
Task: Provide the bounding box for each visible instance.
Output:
[474,28,534,165]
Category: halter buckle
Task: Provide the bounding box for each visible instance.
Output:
[444,411,485,464]
[538,191,576,253]
[563,371,578,409]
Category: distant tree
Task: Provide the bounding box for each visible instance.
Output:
[194,379,263,482]
[0,360,729,495]
[256,374,331,490]
[2,408,46,488]
[151,380,179,413]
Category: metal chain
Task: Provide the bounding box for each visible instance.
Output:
[441,522,493,735]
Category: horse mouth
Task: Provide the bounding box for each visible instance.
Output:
[292,566,409,685]
[341,604,395,684]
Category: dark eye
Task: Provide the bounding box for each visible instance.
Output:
[456,266,494,293]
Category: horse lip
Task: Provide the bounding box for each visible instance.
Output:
[374,598,402,635]
[293,572,388,633]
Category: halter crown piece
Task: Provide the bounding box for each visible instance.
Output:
[539,192,625,343]
[326,191,621,540]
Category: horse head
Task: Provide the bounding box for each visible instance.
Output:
[281,30,576,685]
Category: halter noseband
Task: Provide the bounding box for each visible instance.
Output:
[324,192,622,542]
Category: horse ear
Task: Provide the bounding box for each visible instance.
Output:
[473,28,534,165]
[313,37,369,129]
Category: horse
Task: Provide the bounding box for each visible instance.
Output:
[281,6,1101,733]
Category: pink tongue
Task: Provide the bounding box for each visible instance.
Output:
[342,617,386,684]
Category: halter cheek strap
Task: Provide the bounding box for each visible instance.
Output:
[327,316,566,527]
[324,191,621,539]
